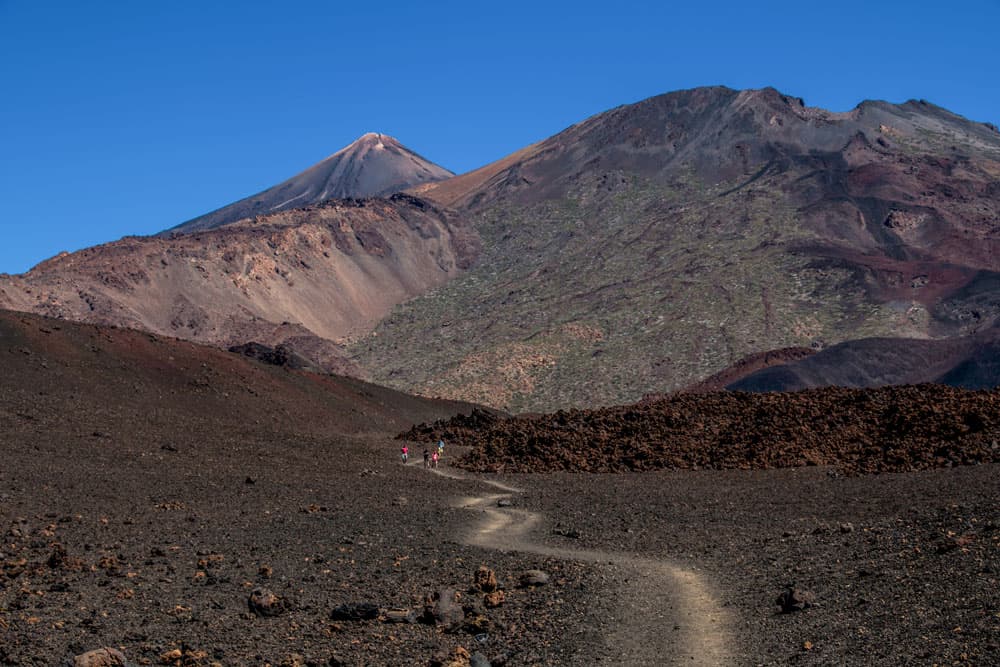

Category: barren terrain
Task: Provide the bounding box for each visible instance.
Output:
[1,312,997,665]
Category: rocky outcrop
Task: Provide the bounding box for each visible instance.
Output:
[405,385,1000,475]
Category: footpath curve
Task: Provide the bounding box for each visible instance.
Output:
[424,461,737,666]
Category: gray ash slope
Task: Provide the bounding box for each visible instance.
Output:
[167,133,453,235]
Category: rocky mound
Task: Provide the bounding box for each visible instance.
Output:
[403,386,1000,474]
[397,406,504,443]
[227,341,319,371]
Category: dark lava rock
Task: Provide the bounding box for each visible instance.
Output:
[776,584,816,613]
[464,614,491,634]
[406,385,1000,475]
[496,498,513,507]
[552,526,580,539]
[422,588,464,630]
[228,342,317,371]
[248,586,285,617]
[519,570,550,587]
[382,608,417,624]
[330,602,379,621]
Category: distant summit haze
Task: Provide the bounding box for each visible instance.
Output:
[166,133,454,234]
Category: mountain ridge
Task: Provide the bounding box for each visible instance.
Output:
[2,85,999,411]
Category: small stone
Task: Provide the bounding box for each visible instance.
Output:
[464,614,491,634]
[519,570,549,587]
[483,590,505,608]
[159,648,183,663]
[473,566,498,592]
[470,653,492,667]
[248,586,285,616]
[330,602,379,621]
[776,584,815,613]
[496,499,513,507]
[71,648,128,667]
[839,523,854,534]
[443,646,471,667]
[423,588,464,630]
[383,608,417,624]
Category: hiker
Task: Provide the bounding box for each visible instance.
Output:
[437,439,445,458]
[400,445,408,464]
[431,450,439,468]
[423,449,430,468]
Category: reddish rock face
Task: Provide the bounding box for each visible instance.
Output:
[0,195,479,374]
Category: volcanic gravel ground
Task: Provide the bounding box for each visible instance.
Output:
[0,427,602,666]
[2,314,998,664]
[508,464,1000,665]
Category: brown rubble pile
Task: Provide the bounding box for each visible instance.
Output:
[403,385,1000,475]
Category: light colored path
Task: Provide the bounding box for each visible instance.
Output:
[424,462,737,666]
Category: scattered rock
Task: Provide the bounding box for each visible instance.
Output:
[776,584,815,613]
[464,614,491,634]
[552,526,580,539]
[839,522,855,534]
[70,648,128,667]
[473,566,498,592]
[330,602,379,621]
[469,653,491,667]
[432,646,471,667]
[496,498,513,507]
[519,570,549,587]
[423,588,464,630]
[483,590,505,608]
[247,586,285,617]
[382,608,417,624]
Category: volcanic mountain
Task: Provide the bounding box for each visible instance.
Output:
[355,86,1000,410]
[2,87,999,411]
[167,133,454,234]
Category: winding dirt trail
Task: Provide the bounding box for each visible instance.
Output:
[427,462,737,665]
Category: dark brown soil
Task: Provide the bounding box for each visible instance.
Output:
[402,386,1000,475]
[0,312,590,665]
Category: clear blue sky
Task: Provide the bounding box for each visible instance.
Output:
[2,1,998,274]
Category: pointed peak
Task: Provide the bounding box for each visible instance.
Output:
[346,132,400,151]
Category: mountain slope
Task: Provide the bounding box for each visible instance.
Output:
[355,86,1000,411]
[169,133,454,234]
[0,308,475,436]
[726,327,1000,392]
[0,195,478,371]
